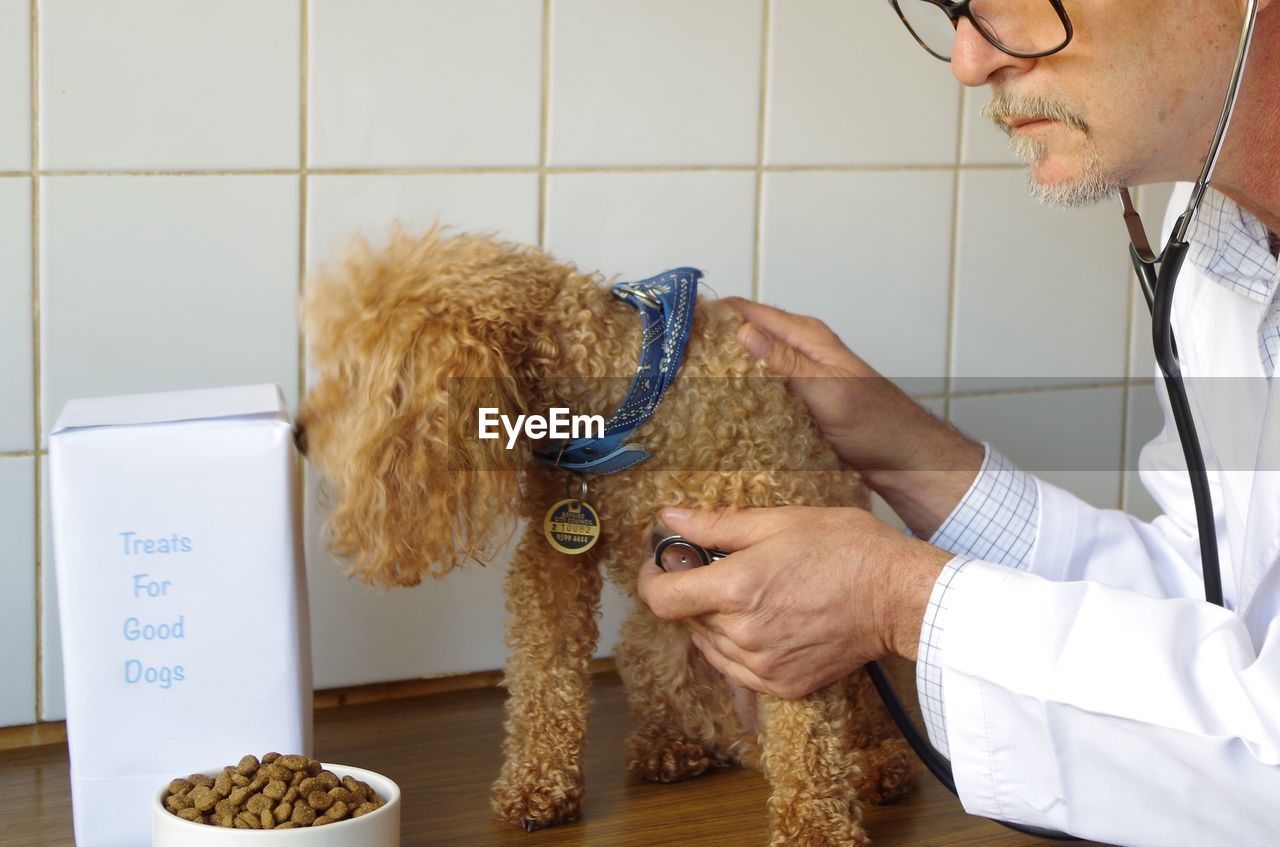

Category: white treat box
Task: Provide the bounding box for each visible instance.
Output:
[49,384,313,847]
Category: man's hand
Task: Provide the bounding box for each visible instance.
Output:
[725,297,984,538]
[637,505,952,700]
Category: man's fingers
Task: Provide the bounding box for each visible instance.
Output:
[638,557,739,621]
[659,505,790,552]
[737,322,820,380]
[689,623,756,672]
[641,506,819,622]
[690,632,772,696]
[723,297,841,365]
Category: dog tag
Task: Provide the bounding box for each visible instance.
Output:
[544,498,601,555]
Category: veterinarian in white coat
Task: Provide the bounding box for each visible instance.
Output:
[639,1,1280,844]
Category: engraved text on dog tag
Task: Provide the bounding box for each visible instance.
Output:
[544,498,601,555]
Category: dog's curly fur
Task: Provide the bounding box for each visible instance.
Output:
[299,227,918,846]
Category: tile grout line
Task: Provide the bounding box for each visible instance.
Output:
[948,379,1147,400]
[296,0,309,408]
[942,85,966,423]
[750,0,772,302]
[32,169,306,177]
[30,0,43,725]
[537,0,550,249]
[19,162,1028,178]
[296,0,310,532]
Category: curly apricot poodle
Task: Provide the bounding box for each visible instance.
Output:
[299,227,917,846]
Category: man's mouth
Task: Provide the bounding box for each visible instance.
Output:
[1004,116,1054,131]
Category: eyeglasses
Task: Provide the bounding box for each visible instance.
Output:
[889,0,1073,62]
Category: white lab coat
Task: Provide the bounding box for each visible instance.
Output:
[938,186,1280,846]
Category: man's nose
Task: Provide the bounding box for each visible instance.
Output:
[949,17,1036,87]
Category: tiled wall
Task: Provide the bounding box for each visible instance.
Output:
[0,0,1172,729]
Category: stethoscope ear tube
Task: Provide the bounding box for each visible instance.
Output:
[1151,241,1189,380]
[1149,240,1224,607]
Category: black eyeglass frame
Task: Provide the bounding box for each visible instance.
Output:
[888,0,1074,62]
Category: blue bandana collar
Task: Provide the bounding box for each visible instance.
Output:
[533,267,702,475]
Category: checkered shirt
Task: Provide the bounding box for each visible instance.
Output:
[916,187,1280,759]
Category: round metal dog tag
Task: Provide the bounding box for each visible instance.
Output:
[544,498,601,555]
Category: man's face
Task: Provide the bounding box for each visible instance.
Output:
[952,0,1244,207]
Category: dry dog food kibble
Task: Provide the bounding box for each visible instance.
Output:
[162,754,385,828]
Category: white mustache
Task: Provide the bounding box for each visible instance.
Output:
[983,90,1089,135]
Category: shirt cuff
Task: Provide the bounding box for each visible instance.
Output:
[929,444,1040,571]
[915,554,974,760]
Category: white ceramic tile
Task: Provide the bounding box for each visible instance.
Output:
[40,0,299,169]
[307,173,540,270]
[40,176,300,440]
[950,387,1125,509]
[1128,182,1179,380]
[766,0,958,166]
[1127,279,1154,381]
[960,84,1020,166]
[39,455,63,720]
[545,171,756,298]
[308,0,541,168]
[1123,384,1163,523]
[1138,182,1180,238]
[0,0,30,171]
[549,0,763,166]
[760,171,953,394]
[869,493,901,531]
[0,178,32,451]
[0,457,35,726]
[953,169,1130,392]
[304,469,627,688]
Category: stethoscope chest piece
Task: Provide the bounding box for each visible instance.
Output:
[650,526,728,573]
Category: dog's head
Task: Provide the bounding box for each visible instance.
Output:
[299,226,574,587]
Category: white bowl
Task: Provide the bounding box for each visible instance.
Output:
[153,763,400,847]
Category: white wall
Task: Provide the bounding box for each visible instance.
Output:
[0,0,1170,727]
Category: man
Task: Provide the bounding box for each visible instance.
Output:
[637,1,1280,844]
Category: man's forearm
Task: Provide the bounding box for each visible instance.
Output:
[879,539,955,661]
[861,433,985,539]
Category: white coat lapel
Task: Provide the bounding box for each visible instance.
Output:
[1239,377,1280,613]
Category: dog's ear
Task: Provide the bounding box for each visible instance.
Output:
[301,228,527,588]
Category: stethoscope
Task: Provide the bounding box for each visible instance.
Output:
[651,3,1261,840]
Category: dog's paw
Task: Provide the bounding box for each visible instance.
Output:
[627,730,712,783]
[853,737,919,805]
[769,828,871,847]
[768,795,870,847]
[490,766,584,832]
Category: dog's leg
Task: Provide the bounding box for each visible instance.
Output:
[844,667,918,805]
[615,606,722,784]
[759,689,870,847]
[490,526,603,832]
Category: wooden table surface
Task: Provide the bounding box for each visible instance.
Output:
[0,672,1105,846]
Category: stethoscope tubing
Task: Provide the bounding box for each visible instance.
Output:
[1141,240,1224,607]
